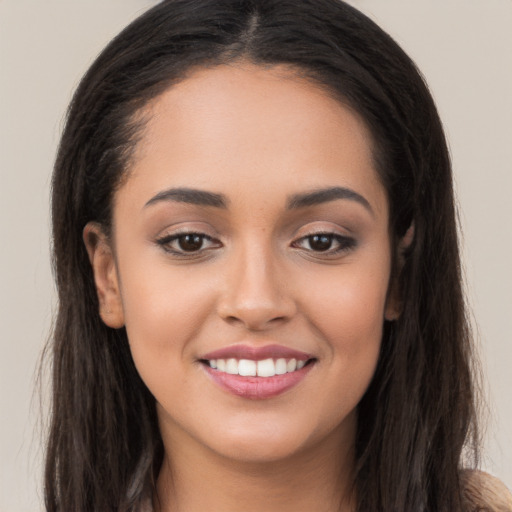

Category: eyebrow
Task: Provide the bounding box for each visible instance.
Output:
[144,185,373,215]
[144,187,229,209]
[286,186,373,215]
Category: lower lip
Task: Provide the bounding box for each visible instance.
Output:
[203,362,314,400]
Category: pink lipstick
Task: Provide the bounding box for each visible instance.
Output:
[199,344,315,400]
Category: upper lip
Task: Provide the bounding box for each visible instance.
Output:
[200,344,312,361]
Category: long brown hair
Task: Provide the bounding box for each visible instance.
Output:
[45,1,480,510]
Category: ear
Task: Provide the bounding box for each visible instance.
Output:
[83,222,125,328]
[384,223,414,321]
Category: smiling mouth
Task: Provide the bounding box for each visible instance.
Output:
[201,357,314,377]
[199,355,317,399]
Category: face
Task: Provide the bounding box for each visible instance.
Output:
[86,63,397,465]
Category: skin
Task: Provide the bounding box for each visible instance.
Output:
[85,63,399,512]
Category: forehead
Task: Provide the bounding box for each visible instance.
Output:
[118,62,387,220]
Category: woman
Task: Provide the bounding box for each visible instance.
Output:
[44,0,511,510]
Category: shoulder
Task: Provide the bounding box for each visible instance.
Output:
[460,470,512,512]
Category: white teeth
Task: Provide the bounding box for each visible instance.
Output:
[275,358,287,375]
[226,358,238,374]
[207,357,310,377]
[257,358,275,377]
[238,359,257,376]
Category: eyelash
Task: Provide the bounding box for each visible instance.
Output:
[155,231,356,257]
[291,232,356,255]
[155,232,220,257]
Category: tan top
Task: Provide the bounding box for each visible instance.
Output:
[461,470,512,512]
[142,471,512,511]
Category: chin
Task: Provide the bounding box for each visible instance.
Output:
[197,408,354,465]
[209,431,313,464]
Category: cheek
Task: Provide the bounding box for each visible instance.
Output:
[297,254,390,402]
[117,254,216,365]
[306,272,387,422]
[117,263,220,416]
[303,261,390,346]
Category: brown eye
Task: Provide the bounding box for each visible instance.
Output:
[308,234,333,252]
[156,231,221,256]
[292,232,357,255]
[178,234,204,252]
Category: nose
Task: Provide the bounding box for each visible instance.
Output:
[216,242,297,331]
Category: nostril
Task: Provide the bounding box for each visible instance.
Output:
[223,314,289,331]
[218,299,295,331]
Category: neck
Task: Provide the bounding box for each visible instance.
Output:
[154,421,357,512]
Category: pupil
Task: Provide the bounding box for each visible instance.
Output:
[310,234,332,251]
[179,234,203,251]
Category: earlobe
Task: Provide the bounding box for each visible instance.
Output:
[384,223,415,321]
[384,289,401,321]
[83,222,125,328]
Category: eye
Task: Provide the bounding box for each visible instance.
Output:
[156,232,221,256]
[292,232,356,255]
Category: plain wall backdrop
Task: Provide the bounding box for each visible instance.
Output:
[1,1,510,510]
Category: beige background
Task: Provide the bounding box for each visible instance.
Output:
[1,1,510,510]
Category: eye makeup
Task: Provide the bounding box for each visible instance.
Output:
[154,227,357,262]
